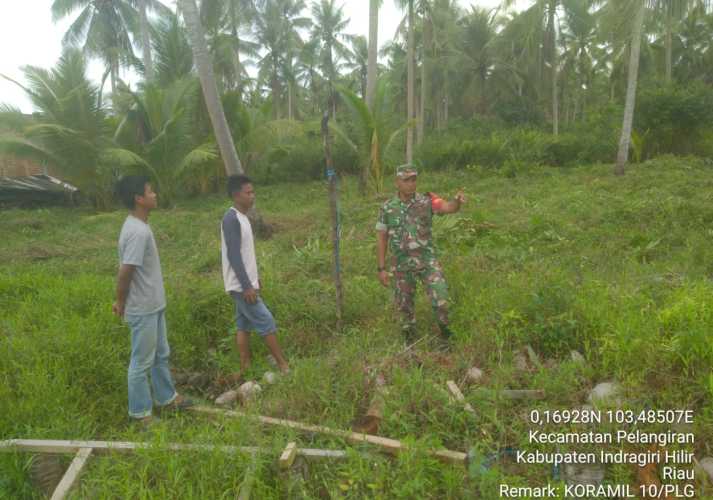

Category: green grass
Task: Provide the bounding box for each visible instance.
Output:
[2,156,713,498]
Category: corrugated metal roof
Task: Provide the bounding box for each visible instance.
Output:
[0,174,78,206]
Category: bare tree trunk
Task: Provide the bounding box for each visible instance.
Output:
[615,1,646,176]
[288,81,293,120]
[552,59,559,135]
[444,84,449,127]
[179,0,242,176]
[110,63,117,95]
[665,9,672,83]
[547,2,558,136]
[406,0,415,163]
[366,0,379,110]
[229,3,242,95]
[139,0,154,81]
[272,74,280,119]
[417,45,427,146]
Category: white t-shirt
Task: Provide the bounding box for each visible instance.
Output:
[220,207,259,293]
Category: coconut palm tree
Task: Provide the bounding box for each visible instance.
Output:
[559,0,597,123]
[51,0,169,91]
[366,0,382,110]
[152,12,195,87]
[113,78,219,201]
[311,0,353,119]
[254,0,310,119]
[345,35,369,98]
[0,49,148,207]
[334,82,408,193]
[296,39,325,115]
[650,0,713,82]
[503,0,568,135]
[201,0,260,96]
[457,6,498,116]
[394,0,416,162]
[178,0,243,176]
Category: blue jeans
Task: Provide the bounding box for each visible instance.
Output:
[125,309,176,418]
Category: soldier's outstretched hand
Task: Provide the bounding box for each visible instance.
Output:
[378,270,390,287]
[455,189,466,204]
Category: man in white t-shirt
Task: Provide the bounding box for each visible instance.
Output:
[221,175,289,375]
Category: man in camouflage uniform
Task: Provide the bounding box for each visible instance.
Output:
[376,164,466,343]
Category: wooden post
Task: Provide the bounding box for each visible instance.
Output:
[525,345,542,369]
[321,110,344,330]
[445,381,476,415]
[50,447,92,500]
[279,442,298,470]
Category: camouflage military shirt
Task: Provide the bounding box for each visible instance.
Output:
[376,193,438,270]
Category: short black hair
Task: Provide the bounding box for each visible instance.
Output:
[115,175,150,209]
[226,175,252,198]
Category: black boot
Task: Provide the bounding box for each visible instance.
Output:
[403,327,417,345]
[437,323,453,351]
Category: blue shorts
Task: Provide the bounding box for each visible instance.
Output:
[230,291,277,336]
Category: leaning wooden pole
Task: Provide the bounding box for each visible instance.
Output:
[190,406,467,465]
[321,111,344,330]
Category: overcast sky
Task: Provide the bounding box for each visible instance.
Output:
[0,0,522,113]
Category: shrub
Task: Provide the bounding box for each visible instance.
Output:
[635,83,713,159]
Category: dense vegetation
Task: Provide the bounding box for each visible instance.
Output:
[1,1,712,203]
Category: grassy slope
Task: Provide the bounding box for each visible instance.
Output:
[1,156,713,498]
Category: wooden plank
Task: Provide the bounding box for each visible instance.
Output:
[50,447,92,500]
[279,442,298,470]
[0,439,260,456]
[445,381,476,415]
[525,345,541,368]
[189,406,467,465]
[0,439,347,461]
[501,389,545,400]
[237,458,257,500]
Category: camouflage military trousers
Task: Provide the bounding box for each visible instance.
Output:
[392,259,449,332]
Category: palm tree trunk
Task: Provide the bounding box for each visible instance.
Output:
[110,63,117,95]
[546,2,558,136]
[179,0,243,176]
[366,0,379,110]
[272,73,281,119]
[406,0,415,163]
[615,1,646,176]
[665,8,672,83]
[552,58,559,135]
[229,3,242,95]
[288,81,293,120]
[418,37,428,146]
[139,0,154,81]
[444,84,449,127]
